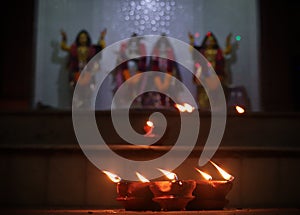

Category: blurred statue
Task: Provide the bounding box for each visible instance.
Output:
[142,34,182,108]
[112,33,147,108]
[189,31,233,110]
[60,28,106,107]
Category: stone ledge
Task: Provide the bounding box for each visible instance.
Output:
[1,208,300,215]
[1,144,300,158]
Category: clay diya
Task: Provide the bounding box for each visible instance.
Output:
[187,179,233,210]
[149,169,196,211]
[116,181,160,211]
[103,171,160,211]
[150,180,196,211]
[187,162,234,210]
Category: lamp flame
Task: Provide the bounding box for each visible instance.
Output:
[103,170,121,183]
[183,103,195,113]
[195,168,212,181]
[235,105,245,114]
[158,168,178,181]
[175,103,195,113]
[136,172,150,182]
[210,161,234,181]
[146,120,154,128]
[175,104,186,112]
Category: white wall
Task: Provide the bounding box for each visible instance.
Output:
[34,0,259,110]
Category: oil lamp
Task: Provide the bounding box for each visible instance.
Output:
[103,171,160,211]
[187,161,234,210]
[149,169,196,211]
[144,120,155,137]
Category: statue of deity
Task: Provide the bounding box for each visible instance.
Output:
[189,31,233,110]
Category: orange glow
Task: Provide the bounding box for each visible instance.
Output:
[235,105,245,114]
[103,170,121,183]
[136,172,150,182]
[210,161,234,181]
[175,103,186,112]
[195,168,212,181]
[146,120,154,128]
[183,103,195,113]
[158,168,178,181]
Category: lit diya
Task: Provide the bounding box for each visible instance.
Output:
[149,169,196,211]
[144,120,155,137]
[103,171,160,211]
[186,161,234,210]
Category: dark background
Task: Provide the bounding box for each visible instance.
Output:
[1,0,300,111]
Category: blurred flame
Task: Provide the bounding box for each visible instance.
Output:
[235,105,245,114]
[158,168,178,181]
[136,172,150,182]
[175,103,195,113]
[195,168,212,181]
[103,170,121,183]
[175,104,186,112]
[146,120,154,128]
[210,161,234,181]
[183,103,195,113]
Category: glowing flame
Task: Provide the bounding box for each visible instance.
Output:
[183,103,195,113]
[235,105,245,114]
[103,170,121,183]
[195,168,212,181]
[175,103,195,113]
[175,104,186,112]
[146,120,154,128]
[210,161,234,181]
[158,168,178,181]
[136,172,150,182]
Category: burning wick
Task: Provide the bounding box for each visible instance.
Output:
[158,168,178,182]
[195,168,212,181]
[136,172,150,182]
[103,170,122,183]
[175,103,195,113]
[210,161,234,181]
[144,120,154,137]
[235,105,245,114]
